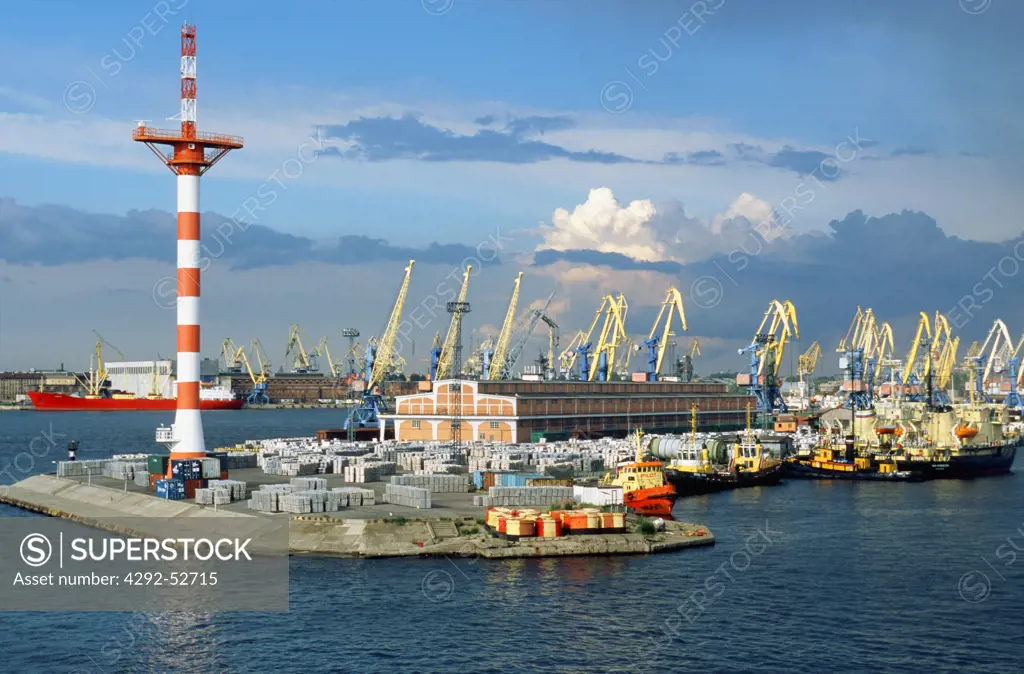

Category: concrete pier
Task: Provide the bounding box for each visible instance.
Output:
[0,474,715,559]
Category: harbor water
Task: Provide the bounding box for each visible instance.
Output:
[1,410,1022,673]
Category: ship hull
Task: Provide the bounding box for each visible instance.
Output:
[27,392,243,411]
[666,462,783,498]
[623,485,677,518]
[894,443,1017,479]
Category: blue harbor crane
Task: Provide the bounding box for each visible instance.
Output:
[737,300,798,414]
[344,260,414,436]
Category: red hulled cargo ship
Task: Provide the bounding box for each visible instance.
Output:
[28,391,243,411]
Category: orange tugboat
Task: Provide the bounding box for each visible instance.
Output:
[602,428,678,518]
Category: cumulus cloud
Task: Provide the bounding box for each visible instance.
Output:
[536,188,663,261]
[535,187,788,266]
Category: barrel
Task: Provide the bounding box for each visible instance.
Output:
[563,513,589,532]
[537,517,556,538]
[585,512,601,530]
[517,518,536,537]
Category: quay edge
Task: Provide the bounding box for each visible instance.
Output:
[1,475,714,559]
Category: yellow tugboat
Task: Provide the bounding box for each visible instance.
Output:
[662,403,784,497]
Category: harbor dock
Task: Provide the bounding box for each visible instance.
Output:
[0,471,714,559]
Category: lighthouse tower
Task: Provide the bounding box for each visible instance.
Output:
[134,23,243,475]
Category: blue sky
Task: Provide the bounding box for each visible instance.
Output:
[2,0,1023,370]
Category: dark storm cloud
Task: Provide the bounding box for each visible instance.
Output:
[318,114,863,177]
[0,199,492,269]
[728,143,844,181]
[319,114,639,165]
[662,150,727,166]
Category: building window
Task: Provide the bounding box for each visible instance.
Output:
[411,420,421,429]
[489,421,500,429]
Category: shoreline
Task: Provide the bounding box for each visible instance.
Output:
[0,474,714,559]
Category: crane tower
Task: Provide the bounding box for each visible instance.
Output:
[135,23,243,472]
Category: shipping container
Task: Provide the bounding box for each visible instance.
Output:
[183,478,208,500]
[498,473,547,488]
[147,455,169,475]
[155,478,185,500]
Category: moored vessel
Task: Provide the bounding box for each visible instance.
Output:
[782,430,925,481]
[873,400,1018,479]
[601,429,678,518]
[28,389,243,411]
[659,404,783,497]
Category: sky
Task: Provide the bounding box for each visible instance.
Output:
[2,0,1024,375]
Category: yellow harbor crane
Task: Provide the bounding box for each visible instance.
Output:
[590,293,629,381]
[679,338,701,381]
[798,341,821,379]
[286,324,318,373]
[901,312,932,386]
[488,272,523,380]
[316,337,344,378]
[436,265,472,379]
[342,339,365,377]
[237,338,271,404]
[366,260,415,392]
[540,314,560,378]
[641,286,687,381]
[559,329,588,375]
[836,306,866,353]
[463,335,492,378]
[558,294,628,381]
[935,335,960,396]
[738,299,798,412]
[219,338,245,372]
[616,337,635,378]
[795,340,821,405]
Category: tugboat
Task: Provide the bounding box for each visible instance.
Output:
[782,427,925,481]
[660,403,783,497]
[602,428,678,518]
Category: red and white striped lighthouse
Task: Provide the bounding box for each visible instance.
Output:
[134,23,243,474]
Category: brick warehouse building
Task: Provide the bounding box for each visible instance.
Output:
[380,379,751,443]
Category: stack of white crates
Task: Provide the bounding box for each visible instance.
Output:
[472,485,573,507]
[383,484,431,508]
[102,460,147,480]
[331,486,376,506]
[390,474,469,493]
[249,490,281,512]
[290,477,327,491]
[207,479,247,501]
[57,459,109,478]
[280,494,312,514]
